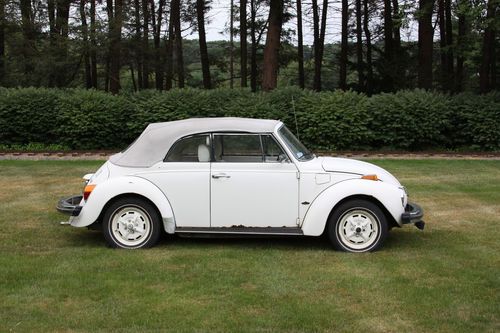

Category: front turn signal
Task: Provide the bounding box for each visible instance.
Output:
[361,174,379,181]
[83,184,96,200]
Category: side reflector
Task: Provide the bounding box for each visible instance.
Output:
[361,174,379,181]
[83,184,96,200]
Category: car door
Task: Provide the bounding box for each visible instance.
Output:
[140,134,211,228]
[210,133,299,228]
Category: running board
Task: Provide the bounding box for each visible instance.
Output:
[175,227,304,236]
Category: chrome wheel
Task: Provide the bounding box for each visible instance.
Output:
[337,208,380,251]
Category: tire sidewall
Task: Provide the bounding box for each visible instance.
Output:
[328,199,388,253]
[103,198,161,249]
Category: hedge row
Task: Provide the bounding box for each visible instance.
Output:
[0,87,498,151]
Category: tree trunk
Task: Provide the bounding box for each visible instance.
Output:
[296,0,304,89]
[151,0,165,90]
[355,0,364,90]
[80,0,92,89]
[261,0,284,91]
[438,0,447,89]
[0,0,5,83]
[165,2,174,90]
[339,0,348,90]
[250,0,257,91]
[383,0,394,90]
[134,0,143,89]
[392,0,401,49]
[417,0,434,90]
[172,0,184,88]
[479,0,495,93]
[240,0,247,87]
[90,0,97,88]
[363,0,373,95]
[197,0,211,89]
[455,0,467,92]
[312,0,320,90]
[54,0,71,87]
[142,0,150,89]
[445,0,453,87]
[109,0,123,94]
[20,0,35,75]
[230,0,234,88]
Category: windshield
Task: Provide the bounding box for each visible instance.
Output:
[278,125,314,161]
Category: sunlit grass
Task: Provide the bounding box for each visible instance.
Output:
[0,159,499,332]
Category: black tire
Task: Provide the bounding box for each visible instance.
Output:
[327,199,388,253]
[102,197,161,249]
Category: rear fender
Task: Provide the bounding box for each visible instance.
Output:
[301,179,406,236]
[71,176,175,233]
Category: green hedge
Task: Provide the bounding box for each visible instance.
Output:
[0,87,498,151]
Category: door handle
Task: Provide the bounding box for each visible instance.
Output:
[212,173,231,179]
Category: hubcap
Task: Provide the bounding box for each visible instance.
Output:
[337,208,379,251]
[110,206,151,247]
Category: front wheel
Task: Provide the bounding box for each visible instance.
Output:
[102,197,161,249]
[327,199,388,253]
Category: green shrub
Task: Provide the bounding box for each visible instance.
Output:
[0,88,498,151]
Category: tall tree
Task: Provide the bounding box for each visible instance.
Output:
[165,1,174,90]
[80,0,92,88]
[479,0,496,93]
[383,0,394,90]
[142,0,150,88]
[455,1,466,92]
[151,0,165,90]
[262,0,284,91]
[54,0,71,87]
[250,0,257,91]
[417,0,434,89]
[197,0,211,88]
[363,0,373,94]
[108,0,123,94]
[0,0,5,83]
[438,0,448,88]
[240,0,247,87]
[339,0,348,90]
[90,0,98,88]
[20,0,35,75]
[445,0,454,86]
[230,0,234,88]
[296,0,304,88]
[172,0,184,87]
[355,0,364,90]
[312,0,328,91]
[134,0,143,89]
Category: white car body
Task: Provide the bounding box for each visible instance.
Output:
[61,117,424,251]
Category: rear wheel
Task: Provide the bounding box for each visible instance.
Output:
[103,197,161,249]
[327,199,388,252]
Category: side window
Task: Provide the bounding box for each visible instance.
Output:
[165,135,211,162]
[213,134,262,162]
[262,135,288,162]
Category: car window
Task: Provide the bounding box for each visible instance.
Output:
[213,134,263,162]
[262,135,288,162]
[165,134,210,162]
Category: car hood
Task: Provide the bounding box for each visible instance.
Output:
[320,157,401,186]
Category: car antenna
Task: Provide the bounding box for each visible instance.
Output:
[292,95,300,140]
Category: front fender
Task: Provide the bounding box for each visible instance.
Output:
[71,176,175,233]
[301,179,406,236]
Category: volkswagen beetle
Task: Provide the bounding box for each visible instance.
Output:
[57,117,424,252]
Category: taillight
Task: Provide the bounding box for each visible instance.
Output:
[83,184,96,200]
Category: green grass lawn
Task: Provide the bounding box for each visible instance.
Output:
[0,160,499,332]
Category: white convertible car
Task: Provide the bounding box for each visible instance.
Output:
[57,117,424,252]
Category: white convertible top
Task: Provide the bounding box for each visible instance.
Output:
[110,117,282,167]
